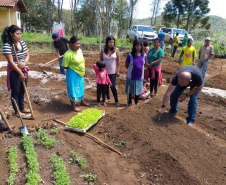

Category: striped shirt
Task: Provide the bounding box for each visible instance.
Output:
[3,40,28,67]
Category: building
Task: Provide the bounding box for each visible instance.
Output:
[0,0,28,32]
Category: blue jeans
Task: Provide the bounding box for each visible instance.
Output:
[197,59,209,78]
[59,57,65,74]
[106,74,118,103]
[169,84,201,124]
[160,41,164,50]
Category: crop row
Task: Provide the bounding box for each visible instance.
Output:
[36,127,57,148]
[7,147,19,185]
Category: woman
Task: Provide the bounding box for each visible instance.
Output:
[125,39,147,106]
[100,36,120,106]
[148,38,164,96]
[62,36,89,112]
[1,25,30,117]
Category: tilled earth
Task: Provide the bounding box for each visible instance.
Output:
[0,50,226,185]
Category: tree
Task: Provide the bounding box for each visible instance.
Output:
[150,0,162,26]
[129,0,138,28]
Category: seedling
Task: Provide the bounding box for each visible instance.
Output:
[69,151,88,169]
[36,127,57,148]
[114,141,126,147]
[49,154,71,185]
[7,146,19,185]
[51,127,58,134]
[80,173,96,185]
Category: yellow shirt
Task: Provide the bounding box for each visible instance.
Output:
[62,49,85,76]
[180,46,197,66]
[173,36,179,46]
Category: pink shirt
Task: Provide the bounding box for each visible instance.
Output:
[93,64,111,85]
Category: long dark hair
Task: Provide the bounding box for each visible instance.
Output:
[104,36,116,54]
[1,25,21,44]
[69,36,80,44]
[131,39,144,57]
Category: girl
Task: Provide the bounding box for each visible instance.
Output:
[93,61,112,107]
[125,40,147,105]
[100,36,120,106]
[148,38,164,97]
[62,36,90,112]
[139,79,150,100]
[1,25,30,118]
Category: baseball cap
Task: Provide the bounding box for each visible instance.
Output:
[52,33,59,40]
[205,37,211,41]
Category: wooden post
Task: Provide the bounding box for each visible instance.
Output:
[7,8,11,26]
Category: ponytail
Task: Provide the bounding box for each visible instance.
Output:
[1,25,21,44]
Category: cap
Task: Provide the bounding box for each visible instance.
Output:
[205,37,211,41]
[52,33,59,40]
[185,33,188,35]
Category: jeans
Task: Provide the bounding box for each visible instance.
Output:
[97,84,108,103]
[106,74,119,103]
[197,59,209,79]
[149,69,158,94]
[10,70,28,113]
[160,41,164,50]
[59,57,65,74]
[171,46,178,58]
[169,84,201,124]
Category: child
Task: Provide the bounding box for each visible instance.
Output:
[139,79,150,100]
[93,61,112,106]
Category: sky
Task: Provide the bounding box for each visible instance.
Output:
[62,0,226,19]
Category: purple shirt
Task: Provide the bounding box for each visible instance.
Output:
[126,54,147,80]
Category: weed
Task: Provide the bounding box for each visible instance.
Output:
[114,141,126,147]
[69,151,88,169]
[50,154,71,185]
[51,127,58,134]
[80,172,96,185]
[36,127,57,148]
[7,147,19,185]
[61,140,66,145]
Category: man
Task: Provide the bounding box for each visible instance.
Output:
[171,32,179,58]
[182,33,189,47]
[179,38,197,66]
[52,33,69,75]
[158,30,165,50]
[197,37,214,78]
[159,65,204,126]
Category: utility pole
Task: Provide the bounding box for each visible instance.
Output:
[189,0,195,33]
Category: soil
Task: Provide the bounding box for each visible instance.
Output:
[0,49,226,185]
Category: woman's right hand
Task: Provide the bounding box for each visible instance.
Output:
[19,73,25,81]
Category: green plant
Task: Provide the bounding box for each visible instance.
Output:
[21,135,41,185]
[67,109,104,130]
[80,173,96,184]
[7,146,19,185]
[36,127,57,148]
[114,141,126,147]
[51,127,58,134]
[49,154,71,185]
[69,151,88,169]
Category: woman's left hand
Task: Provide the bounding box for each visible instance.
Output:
[148,63,153,68]
[116,71,120,77]
[17,62,26,69]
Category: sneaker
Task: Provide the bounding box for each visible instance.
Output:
[167,111,177,116]
[187,123,193,126]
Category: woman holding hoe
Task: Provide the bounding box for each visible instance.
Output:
[62,36,90,112]
[1,25,30,118]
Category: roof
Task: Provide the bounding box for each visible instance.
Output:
[0,0,28,13]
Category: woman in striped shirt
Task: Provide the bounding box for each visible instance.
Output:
[1,25,30,116]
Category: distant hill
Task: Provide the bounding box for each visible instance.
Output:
[133,15,226,33]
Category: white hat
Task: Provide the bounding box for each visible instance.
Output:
[205,37,211,41]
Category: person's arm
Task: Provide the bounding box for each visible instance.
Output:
[100,49,104,61]
[125,54,130,69]
[116,48,120,76]
[4,54,25,80]
[178,85,202,102]
[17,50,30,69]
[148,57,163,68]
[93,63,98,74]
[106,73,112,86]
[192,57,196,65]
[159,84,176,114]
[206,47,214,61]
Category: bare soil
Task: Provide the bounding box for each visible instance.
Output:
[0,50,226,185]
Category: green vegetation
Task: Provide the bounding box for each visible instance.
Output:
[51,127,58,134]
[21,135,41,185]
[36,128,57,148]
[49,154,71,185]
[7,147,19,185]
[69,151,88,170]
[114,141,126,147]
[67,108,104,130]
[80,173,96,185]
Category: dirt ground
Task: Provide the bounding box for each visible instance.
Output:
[0,49,226,185]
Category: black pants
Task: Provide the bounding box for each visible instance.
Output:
[149,69,158,94]
[10,71,28,113]
[97,84,108,103]
[106,74,118,103]
[171,46,178,58]
[128,94,139,104]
